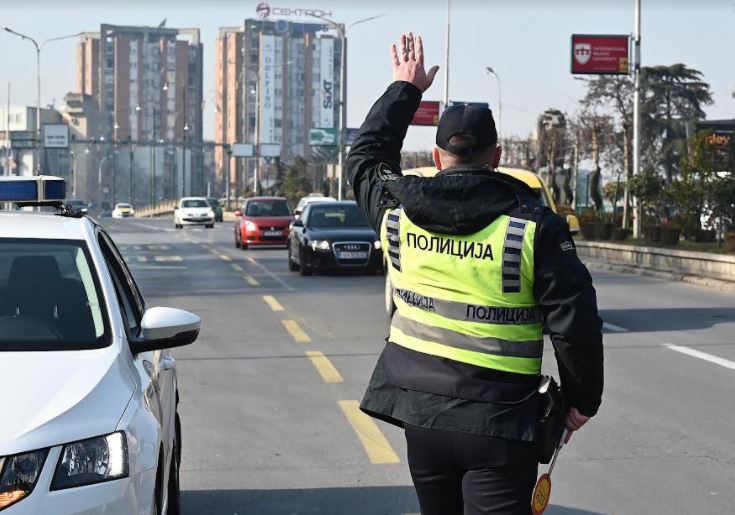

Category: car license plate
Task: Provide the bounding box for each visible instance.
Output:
[264,230,281,237]
[338,251,368,259]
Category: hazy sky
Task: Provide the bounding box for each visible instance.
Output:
[1,0,733,151]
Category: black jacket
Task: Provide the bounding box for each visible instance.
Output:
[347,81,604,433]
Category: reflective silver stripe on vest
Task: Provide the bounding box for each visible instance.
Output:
[392,312,543,358]
[502,218,528,293]
[394,288,541,325]
[386,208,402,271]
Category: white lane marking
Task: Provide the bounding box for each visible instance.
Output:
[148,245,169,250]
[130,265,188,270]
[664,344,735,371]
[154,255,183,262]
[136,256,148,262]
[603,322,628,333]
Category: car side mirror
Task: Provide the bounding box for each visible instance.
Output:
[293,218,304,227]
[173,206,178,210]
[566,214,580,235]
[133,307,201,353]
[234,210,243,217]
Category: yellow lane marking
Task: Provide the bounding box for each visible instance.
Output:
[245,275,260,286]
[282,320,311,343]
[338,400,400,464]
[148,245,169,250]
[154,256,183,262]
[136,256,148,262]
[306,351,343,383]
[231,263,244,272]
[262,295,284,312]
[218,254,231,261]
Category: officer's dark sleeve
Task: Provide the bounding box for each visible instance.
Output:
[346,81,422,231]
[534,214,604,417]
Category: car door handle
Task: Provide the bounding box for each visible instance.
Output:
[162,356,176,371]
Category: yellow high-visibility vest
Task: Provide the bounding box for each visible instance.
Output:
[382,208,543,376]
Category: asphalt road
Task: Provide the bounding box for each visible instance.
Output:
[102,217,735,515]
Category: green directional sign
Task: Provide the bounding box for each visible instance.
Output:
[309,128,337,146]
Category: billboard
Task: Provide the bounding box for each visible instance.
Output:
[43,124,69,148]
[697,120,735,170]
[411,101,441,126]
[571,35,630,75]
[319,37,335,129]
[260,34,277,143]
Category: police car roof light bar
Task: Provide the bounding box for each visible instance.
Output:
[0,176,67,208]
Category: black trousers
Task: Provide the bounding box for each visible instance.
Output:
[405,424,538,515]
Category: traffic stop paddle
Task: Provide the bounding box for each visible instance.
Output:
[531,428,569,515]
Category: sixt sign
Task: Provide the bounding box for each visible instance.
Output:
[256,2,333,19]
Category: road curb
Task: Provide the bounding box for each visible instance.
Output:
[584,260,735,292]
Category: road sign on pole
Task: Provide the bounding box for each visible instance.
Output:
[309,128,338,146]
[231,143,255,157]
[43,124,69,148]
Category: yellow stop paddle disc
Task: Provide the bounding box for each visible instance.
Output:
[531,473,552,515]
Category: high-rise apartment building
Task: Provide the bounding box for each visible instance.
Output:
[76,24,204,197]
[214,19,342,194]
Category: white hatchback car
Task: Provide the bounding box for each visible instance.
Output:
[0,177,199,515]
[173,198,215,229]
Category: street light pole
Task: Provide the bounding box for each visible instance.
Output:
[307,14,384,200]
[632,0,643,238]
[69,150,76,197]
[485,67,502,141]
[443,0,451,109]
[2,28,82,174]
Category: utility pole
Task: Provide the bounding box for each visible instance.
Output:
[632,0,642,238]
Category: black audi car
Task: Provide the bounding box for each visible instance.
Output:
[287,201,384,275]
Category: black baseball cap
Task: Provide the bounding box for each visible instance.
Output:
[436,104,498,157]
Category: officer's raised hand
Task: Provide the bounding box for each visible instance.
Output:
[390,33,439,93]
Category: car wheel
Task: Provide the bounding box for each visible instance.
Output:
[166,425,182,515]
[299,248,312,276]
[288,243,299,271]
[206,224,214,229]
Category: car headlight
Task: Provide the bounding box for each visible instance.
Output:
[0,449,48,510]
[373,240,382,250]
[50,432,128,491]
[309,240,331,251]
[244,220,257,231]
[207,209,215,217]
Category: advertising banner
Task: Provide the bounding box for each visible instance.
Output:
[43,124,69,148]
[260,34,277,143]
[411,101,441,126]
[319,37,335,129]
[571,35,630,75]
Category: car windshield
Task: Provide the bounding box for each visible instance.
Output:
[182,199,208,208]
[308,204,369,228]
[116,204,132,209]
[207,198,220,208]
[245,200,291,217]
[0,239,109,351]
[67,200,86,207]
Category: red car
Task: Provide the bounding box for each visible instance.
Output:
[234,197,294,249]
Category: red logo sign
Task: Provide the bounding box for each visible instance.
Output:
[571,35,630,75]
[412,101,441,126]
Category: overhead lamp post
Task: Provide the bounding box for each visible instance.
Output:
[2,27,82,174]
[307,13,384,200]
[485,67,502,141]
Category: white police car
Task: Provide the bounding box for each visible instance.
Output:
[0,176,199,514]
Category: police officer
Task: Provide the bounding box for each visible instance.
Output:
[346,33,604,515]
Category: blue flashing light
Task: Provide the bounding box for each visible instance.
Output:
[44,178,66,200]
[0,179,38,202]
[0,176,66,203]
